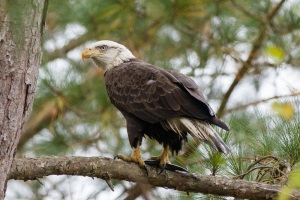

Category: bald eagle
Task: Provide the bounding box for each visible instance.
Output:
[82,40,229,171]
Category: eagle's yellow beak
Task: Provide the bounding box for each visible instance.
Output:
[82,47,102,60]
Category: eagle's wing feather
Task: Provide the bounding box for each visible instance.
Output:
[166,70,229,130]
[105,60,227,130]
[166,70,214,114]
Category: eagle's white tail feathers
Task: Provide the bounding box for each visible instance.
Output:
[162,117,229,154]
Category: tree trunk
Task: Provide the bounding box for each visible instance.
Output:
[0,0,47,198]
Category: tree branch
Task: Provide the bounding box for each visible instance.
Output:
[8,156,300,199]
[216,0,286,117]
[230,0,265,24]
[223,92,300,114]
[43,32,91,63]
[18,99,60,150]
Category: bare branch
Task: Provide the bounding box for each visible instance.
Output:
[217,29,266,117]
[8,156,300,199]
[267,0,286,20]
[224,92,300,114]
[234,155,286,180]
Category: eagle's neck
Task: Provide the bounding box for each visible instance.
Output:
[92,50,135,71]
[107,56,134,70]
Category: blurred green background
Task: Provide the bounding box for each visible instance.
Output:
[6,0,300,199]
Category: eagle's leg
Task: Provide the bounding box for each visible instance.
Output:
[150,145,170,168]
[146,145,170,173]
[115,144,145,167]
[145,145,188,173]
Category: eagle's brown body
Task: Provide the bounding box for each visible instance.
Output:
[82,40,229,170]
[105,59,229,154]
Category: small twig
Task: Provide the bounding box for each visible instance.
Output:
[173,22,245,65]
[36,178,43,185]
[235,166,274,179]
[230,0,265,24]
[246,155,280,173]
[224,92,300,114]
[256,166,284,183]
[105,179,115,192]
[267,0,286,20]
[235,155,287,183]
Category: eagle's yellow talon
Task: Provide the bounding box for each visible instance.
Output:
[115,145,145,167]
[148,145,170,167]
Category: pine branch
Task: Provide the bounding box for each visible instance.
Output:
[216,0,286,117]
[8,156,300,199]
[216,28,266,117]
[43,32,91,63]
[230,0,265,23]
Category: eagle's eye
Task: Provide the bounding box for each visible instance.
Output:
[97,45,108,51]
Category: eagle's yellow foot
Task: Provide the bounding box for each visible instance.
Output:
[145,145,188,173]
[146,145,170,174]
[151,145,170,169]
[114,145,145,167]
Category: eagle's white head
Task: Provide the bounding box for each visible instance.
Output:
[82,40,136,71]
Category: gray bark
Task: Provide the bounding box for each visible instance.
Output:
[9,156,300,199]
[0,0,47,198]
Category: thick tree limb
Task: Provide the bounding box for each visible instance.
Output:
[8,156,300,199]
